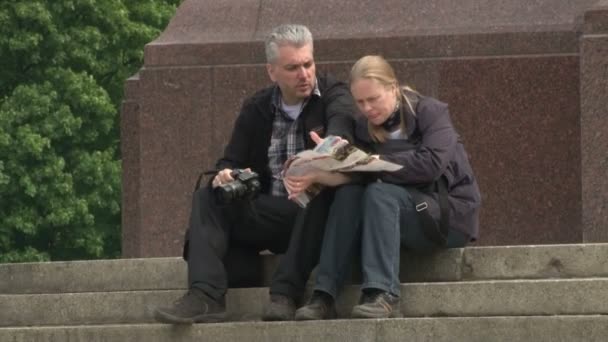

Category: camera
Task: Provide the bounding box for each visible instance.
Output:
[214,169,261,205]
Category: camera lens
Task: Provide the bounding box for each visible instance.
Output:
[214,181,247,205]
[213,170,261,205]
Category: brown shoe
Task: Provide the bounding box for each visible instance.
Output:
[351,289,401,319]
[295,291,337,321]
[262,294,296,321]
[154,288,227,324]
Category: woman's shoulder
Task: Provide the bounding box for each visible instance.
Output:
[412,94,450,130]
[415,95,448,115]
[401,89,448,117]
[398,89,450,133]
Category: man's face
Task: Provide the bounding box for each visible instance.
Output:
[266,43,316,105]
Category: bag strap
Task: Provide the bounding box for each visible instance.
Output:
[402,90,449,246]
[413,176,450,246]
[194,170,221,191]
[437,176,450,244]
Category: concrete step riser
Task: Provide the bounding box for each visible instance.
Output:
[2,316,608,342]
[3,243,608,294]
[2,279,608,327]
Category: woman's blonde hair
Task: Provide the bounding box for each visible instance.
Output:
[350,55,416,143]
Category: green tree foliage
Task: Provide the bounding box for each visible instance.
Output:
[0,0,181,262]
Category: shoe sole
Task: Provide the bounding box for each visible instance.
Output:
[261,314,294,322]
[294,308,337,321]
[261,307,296,321]
[351,305,402,319]
[154,309,227,324]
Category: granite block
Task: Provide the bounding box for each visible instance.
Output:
[438,56,582,245]
[580,2,608,242]
[124,67,214,257]
[144,0,594,67]
[120,0,606,256]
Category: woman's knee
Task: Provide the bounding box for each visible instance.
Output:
[363,182,410,204]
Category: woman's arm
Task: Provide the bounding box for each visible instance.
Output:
[285,170,352,198]
[379,98,458,184]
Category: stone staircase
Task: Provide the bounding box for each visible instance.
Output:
[2,243,608,341]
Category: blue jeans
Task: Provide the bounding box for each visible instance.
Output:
[314,183,469,298]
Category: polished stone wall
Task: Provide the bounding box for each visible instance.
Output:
[121,0,606,257]
[581,0,608,242]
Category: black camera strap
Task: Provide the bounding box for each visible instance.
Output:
[194,170,220,192]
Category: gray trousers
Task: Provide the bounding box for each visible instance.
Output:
[314,183,469,298]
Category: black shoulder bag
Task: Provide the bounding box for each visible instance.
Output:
[402,91,450,247]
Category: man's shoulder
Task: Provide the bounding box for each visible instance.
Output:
[316,73,344,92]
[244,84,275,106]
[237,84,275,119]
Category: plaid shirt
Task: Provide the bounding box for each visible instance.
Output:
[268,83,321,196]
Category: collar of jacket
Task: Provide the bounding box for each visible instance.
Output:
[269,78,321,114]
[252,75,323,120]
[402,91,420,137]
[355,91,421,141]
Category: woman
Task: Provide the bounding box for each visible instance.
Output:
[287,55,481,320]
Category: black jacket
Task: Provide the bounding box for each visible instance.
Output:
[355,92,481,240]
[216,74,356,194]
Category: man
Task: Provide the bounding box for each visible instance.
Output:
[153,24,356,323]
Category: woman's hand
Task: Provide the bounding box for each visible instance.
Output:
[212,168,251,188]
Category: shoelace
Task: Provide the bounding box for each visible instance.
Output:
[174,290,198,306]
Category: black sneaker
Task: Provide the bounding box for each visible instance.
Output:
[295,291,337,321]
[154,288,227,324]
[261,294,296,321]
[351,289,401,319]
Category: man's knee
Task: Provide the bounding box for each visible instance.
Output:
[334,184,365,201]
[194,186,212,201]
[193,186,223,212]
[305,187,336,211]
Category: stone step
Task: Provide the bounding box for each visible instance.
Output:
[2,315,608,342]
[3,243,608,295]
[2,278,608,327]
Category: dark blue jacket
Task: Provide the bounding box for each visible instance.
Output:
[355,92,481,240]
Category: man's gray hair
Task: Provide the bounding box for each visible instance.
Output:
[265,24,313,64]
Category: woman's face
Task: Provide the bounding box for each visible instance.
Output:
[350,78,398,126]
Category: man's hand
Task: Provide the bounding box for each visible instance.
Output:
[285,173,319,199]
[212,168,253,188]
[309,131,348,147]
[212,168,234,188]
[309,131,324,145]
[213,168,253,188]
